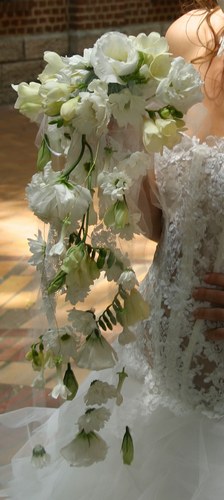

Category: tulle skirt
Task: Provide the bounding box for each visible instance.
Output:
[1,365,224,500]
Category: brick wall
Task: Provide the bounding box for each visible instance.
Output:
[69,0,181,31]
[0,0,68,35]
[0,0,182,105]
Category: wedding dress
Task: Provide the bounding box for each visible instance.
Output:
[1,131,224,500]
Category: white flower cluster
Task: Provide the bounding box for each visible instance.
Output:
[13,30,203,467]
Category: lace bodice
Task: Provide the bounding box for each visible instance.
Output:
[127,135,224,417]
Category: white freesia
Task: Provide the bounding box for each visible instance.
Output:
[143,117,183,154]
[43,326,78,362]
[109,88,146,128]
[130,32,169,57]
[65,47,93,69]
[91,32,139,84]
[156,56,203,113]
[38,51,66,83]
[27,229,46,270]
[26,163,91,226]
[76,331,118,370]
[12,82,42,121]
[118,269,139,290]
[31,445,50,469]
[84,380,118,405]
[40,80,72,115]
[67,309,97,336]
[51,380,71,400]
[78,407,111,433]
[61,430,108,466]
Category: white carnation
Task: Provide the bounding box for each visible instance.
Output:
[78,407,111,433]
[42,326,78,362]
[98,167,133,201]
[26,162,91,226]
[28,229,46,271]
[84,380,118,405]
[69,80,110,136]
[109,88,146,128]
[67,309,97,336]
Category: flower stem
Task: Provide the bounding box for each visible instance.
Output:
[63,134,86,178]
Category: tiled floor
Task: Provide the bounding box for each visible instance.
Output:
[0,106,156,416]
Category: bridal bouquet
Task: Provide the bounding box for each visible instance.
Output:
[13,31,202,467]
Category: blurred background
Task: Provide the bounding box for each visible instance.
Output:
[0,0,181,416]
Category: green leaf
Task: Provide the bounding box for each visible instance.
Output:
[96,248,107,269]
[98,318,107,331]
[107,250,116,269]
[119,287,129,300]
[36,134,51,171]
[102,313,113,331]
[47,270,67,294]
[106,308,117,325]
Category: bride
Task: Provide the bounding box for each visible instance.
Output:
[2,1,224,499]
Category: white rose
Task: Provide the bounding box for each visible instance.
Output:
[156,56,203,113]
[12,82,43,121]
[91,32,139,84]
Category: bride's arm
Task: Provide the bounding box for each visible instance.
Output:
[138,171,163,243]
[193,273,224,339]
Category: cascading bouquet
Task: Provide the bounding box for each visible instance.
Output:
[13,31,202,467]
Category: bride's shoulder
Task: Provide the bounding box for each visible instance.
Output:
[166,10,208,61]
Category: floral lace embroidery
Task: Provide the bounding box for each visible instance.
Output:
[124,135,224,417]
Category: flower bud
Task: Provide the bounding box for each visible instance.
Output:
[63,363,79,400]
[31,444,50,469]
[121,426,134,465]
[60,97,79,122]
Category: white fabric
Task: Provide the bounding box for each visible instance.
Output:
[1,131,224,499]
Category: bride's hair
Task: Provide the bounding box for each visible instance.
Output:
[181,1,224,66]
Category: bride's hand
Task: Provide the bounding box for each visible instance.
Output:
[193,273,224,340]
